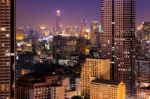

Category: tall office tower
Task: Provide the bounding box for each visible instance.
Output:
[56,10,61,34]
[80,19,87,36]
[81,58,110,98]
[0,0,15,98]
[101,0,136,96]
[90,21,100,49]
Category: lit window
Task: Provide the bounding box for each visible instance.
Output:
[2,43,5,47]
[6,34,10,37]
[0,27,6,31]
[6,53,10,56]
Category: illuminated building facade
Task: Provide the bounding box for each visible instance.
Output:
[0,0,15,98]
[101,0,136,95]
[64,27,71,35]
[50,84,65,99]
[65,90,78,99]
[90,21,100,49]
[136,22,150,58]
[135,60,150,87]
[90,79,125,99]
[75,77,81,96]
[16,29,24,41]
[61,77,70,91]
[16,75,58,99]
[137,87,150,99]
[81,58,110,98]
[16,29,32,52]
[141,22,150,41]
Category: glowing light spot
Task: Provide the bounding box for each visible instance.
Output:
[0,27,6,31]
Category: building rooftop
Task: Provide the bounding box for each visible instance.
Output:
[50,83,62,87]
[91,78,121,85]
[18,72,57,83]
[86,56,109,60]
[138,86,150,90]
[18,74,46,83]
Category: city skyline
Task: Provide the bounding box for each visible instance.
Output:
[1,0,150,98]
[16,0,150,28]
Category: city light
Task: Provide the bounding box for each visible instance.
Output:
[0,0,149,99]
[0,27,6,31]
[137,25,143,30]
[86,29,90,33]
[56,10,60,13]
[56,10,61,16]
[40,26,46,30]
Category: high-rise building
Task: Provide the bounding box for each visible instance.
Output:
[90,21,100,49]
[81,58,110,98]
[101,0,136,95]
[80,19,87,37]
[90,79,126,99]
[56,10,61,34]
[0,0,15,98]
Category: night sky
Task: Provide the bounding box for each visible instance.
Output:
[16,0,150,28]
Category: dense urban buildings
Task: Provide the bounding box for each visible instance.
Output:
[0,0,148,98]
[142,22,150,40]
[0,0,15,98]
[135,22,150,99]
[135,60,150,87]
[101,0,136,96]
[136,22,150,58]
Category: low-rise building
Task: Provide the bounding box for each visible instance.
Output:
[81,58,110,98]
[137,86,150,99]
[65,90,77,99]
[90,78,125,99]
[16,74,58,99]
[50,84,65,99]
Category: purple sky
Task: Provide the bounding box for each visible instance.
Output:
[16,0,150,28]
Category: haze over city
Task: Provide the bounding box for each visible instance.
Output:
[16,0,150,28]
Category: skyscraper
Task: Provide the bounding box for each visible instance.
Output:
[56,10,61,34]
[80,19,87,37]
[90,21,100,49]
[0,0,15,98]
[101,0,136,96]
